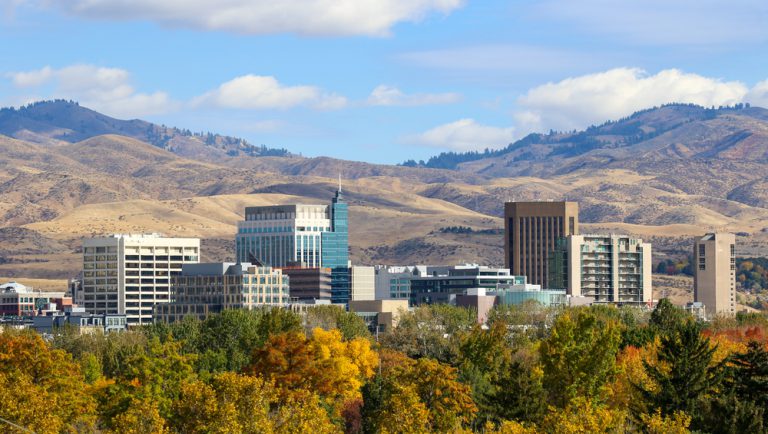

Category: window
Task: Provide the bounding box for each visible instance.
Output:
[699,244,705,256]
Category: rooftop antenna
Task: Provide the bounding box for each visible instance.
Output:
[338,172,342,193]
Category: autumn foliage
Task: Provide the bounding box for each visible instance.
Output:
[1,302,768,433]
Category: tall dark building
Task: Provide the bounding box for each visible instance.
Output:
[504,201,579,287]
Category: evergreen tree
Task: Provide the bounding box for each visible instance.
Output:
[636,321,725,427]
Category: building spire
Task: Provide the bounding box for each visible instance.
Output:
[338,172,342,193]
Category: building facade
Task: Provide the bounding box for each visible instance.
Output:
[409,265,520,306]
[154,262,290,323]
[33,306,127,334]
[280,266,332,301]
[548,234,652,305]
[504,201,579,288]
[235,189,351,303]
[0,282,68,317]
[693,233,736,316]
[79,234,200,326]
[374,265,428,300]
[350,266,375,301]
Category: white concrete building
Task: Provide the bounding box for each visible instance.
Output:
[79,234,200,326]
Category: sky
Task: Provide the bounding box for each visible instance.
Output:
[1,0,768,164]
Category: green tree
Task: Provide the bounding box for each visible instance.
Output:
[649,299,691,335]
[540,308,622,407]
[636,321,724,428]
[307,305,371,340]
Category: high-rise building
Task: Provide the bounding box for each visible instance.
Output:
[548,234,652,305]
[504,201,579,287]
[694,233,736,316]
[80,234,200,326]
[154,262,290,323]
[235,188,351,303]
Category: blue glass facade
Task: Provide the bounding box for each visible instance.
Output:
[322,190,351,304]
[235,189,350,303]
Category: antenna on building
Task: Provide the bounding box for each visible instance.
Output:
[338,172,342,193]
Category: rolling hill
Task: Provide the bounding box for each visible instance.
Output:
[2,101,768,284]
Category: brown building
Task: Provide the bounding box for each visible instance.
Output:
[280,266,332,301]
[504,201,579,287]
[693,233,736,316]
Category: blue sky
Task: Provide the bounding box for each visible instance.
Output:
[1,0,768,163]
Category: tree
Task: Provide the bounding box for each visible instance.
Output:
[248,328,378,418]
[0,329,97,433]
[381,304,476,364]
[539,309,622,407]
[649,299,691,335]
[369,350,477,432]
[96,336,196,427]
[306,305,371,340]
[636,321,724,427]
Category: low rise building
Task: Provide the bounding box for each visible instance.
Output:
[32,306,127,334]
[0,282,69,317]
[154,262,290,323]
[410,264,519,306]
[374,265,427,301]
[349,299,409,333]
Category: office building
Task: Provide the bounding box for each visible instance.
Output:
[235,188,350,303]
[0,281,68,317]
[504,201,579,288]
[350,266,375,301]
[280,266,332,301]
[410,264,519,305]
[80,234,200,326]
[548,234,652,305]
[374,265,427,300]
[693,233,736,316]
[154,262,290,323]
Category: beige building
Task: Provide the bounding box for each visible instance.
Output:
[350,266,375,301]
[80,234,200,326]
[504,201,579,287]
[694,233,736,316]
[349,299,409,333]
[549,234,652,305]
[154,262,290,323]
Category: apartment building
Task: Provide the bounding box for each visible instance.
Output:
[154,262,290,323]
[79,234,200,326]
[693,233,736,316]
[548,234,652,305]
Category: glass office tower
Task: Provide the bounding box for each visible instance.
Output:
[321,189,351,304]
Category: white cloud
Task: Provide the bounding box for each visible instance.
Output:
[367,85,460,106]
[404,118,515,151]
[516,68,749,132]
[746,80,768,108]
[7,64,175,118]
[49,0,465,37]
[193,75,347,110]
